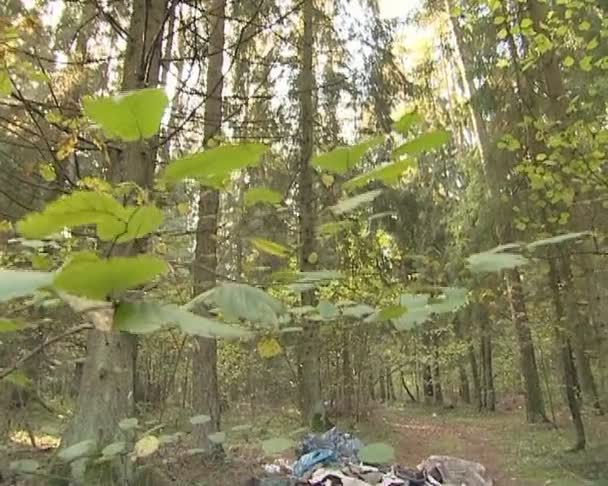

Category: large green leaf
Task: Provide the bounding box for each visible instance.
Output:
[58,439,97,462]
[9,459,40,475]
[190,414,211,425]
[82,88,168,141]
[272,270,344,285]
[250,238,290,258]
[0,270,53,302]
[244,187,282,207]
[316,221,354,237]
[318,300,339,320]
[342,303,375,318]
[392,112,422,135]
[527,231,591,249]
[2,370,32,388]
[208,432,226,444]
[210,283,285,325]
[312,136,384,174]
[114,301,251,339]
[54,254,167,299]
[262,437,294,456]
[161,144,268,187]
[359,442,395,464]
[428,287,468,314]
[330,189,383,215]
[18,191,162,243]
[393,130,450,158]
[343,158,416,191]
[467,251,529,273]
[391,293,433,330]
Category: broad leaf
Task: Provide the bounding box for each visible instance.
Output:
[58,439,97,462]
[317,221,354,237]
[359,442,395,464]
[115,302,251,339]
[343,159,416,191]
[82,88,168,141]
[134,435,159,458]
[262,437,294,456]
[393,130,450,158]
[9,459,40,474]
[231,424,253,432]
[211,283,284,325]
[391,294,433,330]
[250,238,290,258]
[0,69,12,97]
[527,231,591,249]
[18,191,162,243]
[161,144,268,187]
[488,243,523,253]
[118,418,139,430]
[208,432,226,444]
[342,304,375,318]
[318,300,339,320]
[2,370,32,388]
[101,441,126,457]
[467,251,529,273]
[330,189,383,216]
[190,414,211,425]
[377,305,407,321]
[428,287,468,314]
[0,319,25,333]
[54,254,167,299]
[0,270,53,302]
[244,187,282,207]
[257,337,283,358]
[392,112,422,135]
[312,136,384,174]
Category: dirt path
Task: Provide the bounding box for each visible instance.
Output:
[369,408,536,485]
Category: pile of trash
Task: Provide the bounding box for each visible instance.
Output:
[252,427,494,486]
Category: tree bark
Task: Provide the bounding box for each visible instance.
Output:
[191,0,226,451]
[297,0,321,423]
[60,0,167,451]
[468,345,482,410]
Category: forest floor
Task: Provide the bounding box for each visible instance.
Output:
[4,402,608,485]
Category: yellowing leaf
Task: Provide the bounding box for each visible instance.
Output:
[250,238,290,258]
[257,337,282,358]
[312,136,384,174]
[0,69,11,96]
[56,133,77,160]
[38,163,56,182]
[244,187,282,207]
[563,56,575,68]
[321,173,335,188]
[393,130,450,158]
[133,435,159,458]
[177,202,190,216]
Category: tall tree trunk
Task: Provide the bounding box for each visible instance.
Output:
[453,317,470,404]
[477,304,495,411]
[469,345,482,410]
[506,270,548,422]
[297,0,321,423]
[341,329,353,416]
[191,0,226,451]
[61,0,167,450]
[548,259,586,450]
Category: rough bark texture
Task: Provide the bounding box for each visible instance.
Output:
[297,0,321,423]
[61,0,167,451]
[192,0,226,450]
[469,345,482,410]
[506,269,548,423]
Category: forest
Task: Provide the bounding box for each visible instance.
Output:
[0,0,607,484]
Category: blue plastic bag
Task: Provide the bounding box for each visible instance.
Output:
[292,448,336,477]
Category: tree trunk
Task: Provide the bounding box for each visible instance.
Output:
[548,259,586,450]
[506,269,548,423]
[468,345,482,410]
[477,305,495,411]
[297,0,321,423]
[423,364,433,405]
[341,329,353,416]
[191,0,226,451]
[61,0,167,451]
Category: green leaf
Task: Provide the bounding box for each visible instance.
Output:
[54,254,167,299]
[244,187,282,207]
[2,370,32,388]
[134,435,159,458]
[161,144,268,187]
[0,319,25,333]
[82,88,168,141]
[58,439,97,462]
[231,424,253,432]
[211,283,285,325]
[0,270,53,302]
[115,301,252,339]
[262,437,294,456]
[190,414,211,425]
[392,112,422,135]
[342,304,375,318]
[391,294,433,330]
[359,442,395,464]
[312,136,384,174]
[101,441,126,457]
[330,189,383,215]
[563,56,575,68]
[118,418,139,430]
[343,158,416,191]
[467,252,529,273]
[17,191,163,243]
[318,300,339,320]
[317,221,354,237]
[0,69,12,96]
[9,459,40,474]
[393,130,450,158]
[527,231,590,249]
[208,432,226,444]
[250,238,290,258]
[580,56,593,72]
[377,305,407,321]
[428,287,468,313]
